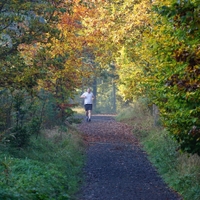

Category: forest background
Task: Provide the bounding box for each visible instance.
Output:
[0,0,200,199]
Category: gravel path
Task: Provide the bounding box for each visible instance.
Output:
[76,115,182,200]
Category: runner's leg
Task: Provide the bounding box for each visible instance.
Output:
[88,110,92,122]
[85,105,89,121]
[88,110,91,120]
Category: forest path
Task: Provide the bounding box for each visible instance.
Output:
[76,114,182,200]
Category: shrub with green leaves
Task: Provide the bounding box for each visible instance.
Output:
[0,127,84,199]
[143,1,200,155]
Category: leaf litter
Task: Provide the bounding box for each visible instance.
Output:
[76,114,182,200]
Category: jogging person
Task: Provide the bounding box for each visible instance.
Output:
[80,88,95,122]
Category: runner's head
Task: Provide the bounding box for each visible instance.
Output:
[87,88,91,93]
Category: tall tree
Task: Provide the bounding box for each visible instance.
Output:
[0,0,71,91]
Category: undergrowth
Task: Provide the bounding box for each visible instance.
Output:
[0,126,85,200]
[116,103,200,200]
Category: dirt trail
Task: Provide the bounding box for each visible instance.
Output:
[76,114,182,200]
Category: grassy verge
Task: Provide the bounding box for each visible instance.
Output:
[0,126,85,200]
[72,106,85,115]
[116,103,200,200]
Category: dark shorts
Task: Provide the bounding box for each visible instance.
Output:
[84,104,92,111]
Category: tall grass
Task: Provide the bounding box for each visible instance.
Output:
[0,126,85,200]
[72,106,85,115]
[116,102,200,200]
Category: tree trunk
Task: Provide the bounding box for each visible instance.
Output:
[92,78,97,111]
[112,78,116,113]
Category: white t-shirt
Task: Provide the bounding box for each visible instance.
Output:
[81,92,94,105]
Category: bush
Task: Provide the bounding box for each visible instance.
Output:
[0,127,84,199]
[7,126,30,148]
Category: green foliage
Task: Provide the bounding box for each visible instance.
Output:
[0,128,84,199]
[27,116,42,136]
[7,126,30,148]
[0,0,80,147]
[144,0,200,155]
[0,89,12,133]
[0,88,79,148]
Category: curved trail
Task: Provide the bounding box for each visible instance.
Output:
[76,115,182,200]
